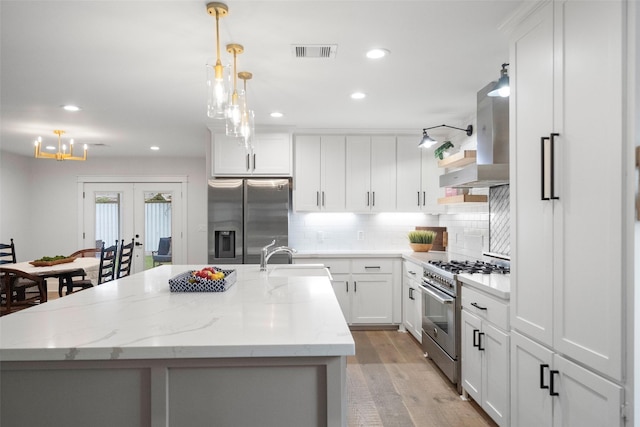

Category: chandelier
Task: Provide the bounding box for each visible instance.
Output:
[34,130,87,161]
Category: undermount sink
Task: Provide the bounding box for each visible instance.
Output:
[268,264,333,280]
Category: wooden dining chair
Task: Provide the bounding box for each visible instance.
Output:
[97,241,119,284]
[58,247,102,296]
[0,238,17,265]
[0,267,47,315]
[116,238,135,279]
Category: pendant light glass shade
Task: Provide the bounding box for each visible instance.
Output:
[238,71,255,151]
[205,3,230,119]
[225,44,244,137]
[206,61,231,119]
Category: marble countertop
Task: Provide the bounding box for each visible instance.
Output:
[0,265,355,362]
[457,273,511,299]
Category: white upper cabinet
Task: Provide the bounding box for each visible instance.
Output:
[396,136,445,213]
[510,0,625,383]
[212,133,292,176]
[345,136,396,212]
[293,135,346,212]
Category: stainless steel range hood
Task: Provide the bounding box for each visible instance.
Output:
[440,82,509,188]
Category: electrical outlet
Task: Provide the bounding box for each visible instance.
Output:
[357,231,364,241]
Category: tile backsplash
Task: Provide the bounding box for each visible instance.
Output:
[290,207,490,259]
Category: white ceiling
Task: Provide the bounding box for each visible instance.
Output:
[0,0,522,158]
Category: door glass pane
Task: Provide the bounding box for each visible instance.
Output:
[95,192,121,249]
[144,192,172,270]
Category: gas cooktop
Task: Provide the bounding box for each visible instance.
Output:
[427,260,510,275]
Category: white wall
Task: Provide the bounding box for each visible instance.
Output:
[0,151,208,264]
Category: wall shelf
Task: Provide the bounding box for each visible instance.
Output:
[438,150,477,169]
[437,194,488,204]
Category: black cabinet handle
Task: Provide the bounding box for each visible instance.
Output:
[316,191,320,207]
[541,136,550,200]
[246,153,251,171]
[423,191,426,206]
[372,191,375,206]
[409,287,415,300]
[366,192,370,206]
[471,302,487,311]
[540,364,549,389]
[549,370,560,396]
[417,191,421,206]
[346,281,348,292]
[473,329,480,348]
[354,281,357,292]
[253,153,256,171]
[478,332,485,351]
[322,191,325,206]
[549,133,559,200]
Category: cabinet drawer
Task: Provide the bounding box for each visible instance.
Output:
[312,258,351,274]
[351,259,393,274]
[461,286,509,330]
[403,261,422,279]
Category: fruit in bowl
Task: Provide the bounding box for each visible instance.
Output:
[192,267,225,281]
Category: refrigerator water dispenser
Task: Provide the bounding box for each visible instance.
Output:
[215,230,235,258]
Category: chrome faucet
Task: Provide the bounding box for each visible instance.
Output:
[260,239,297,271]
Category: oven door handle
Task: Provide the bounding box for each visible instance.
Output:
[419,284,454,304]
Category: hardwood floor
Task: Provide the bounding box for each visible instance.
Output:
[348,330,497,427]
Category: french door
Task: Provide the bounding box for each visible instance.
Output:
[79,178,185,274]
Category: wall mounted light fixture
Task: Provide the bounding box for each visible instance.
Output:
[487,63,510,97]
[419,124,473,148]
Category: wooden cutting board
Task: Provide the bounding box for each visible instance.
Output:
[415,226,448,251]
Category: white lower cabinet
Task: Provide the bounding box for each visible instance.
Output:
[461,286,510,427]
[295,257,398,325]
[510,331,624,427]
[402,260,422,342]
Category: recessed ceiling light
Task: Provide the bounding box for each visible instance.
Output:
[270,112,284,118]
[62,104,81,112]
[350,92,366,100]
[366,48,389,59]
[150,146,160,151]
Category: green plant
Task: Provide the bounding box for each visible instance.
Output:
[407,230,437,244]
[434,141,455,160]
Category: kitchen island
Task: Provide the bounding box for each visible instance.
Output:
[0,265,354,427]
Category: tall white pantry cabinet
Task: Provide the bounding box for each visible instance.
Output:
[508,1,632,426]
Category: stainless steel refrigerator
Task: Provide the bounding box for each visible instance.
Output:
[207,178,291,264]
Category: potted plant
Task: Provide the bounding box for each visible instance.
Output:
[434,141,455,160]
[407,230,437,252]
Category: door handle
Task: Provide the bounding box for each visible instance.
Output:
[478,332,485,351]
[422,191,426,206]
[541,136,550,200]
[316,191,320,207]
[346,281,348,292]
[246,153,250,171]
[417,191,421,206]
[540,364,550,389]
[472,329,480,348]
[134,242,143,247]
[322,191,325,206]
[372,191,375,206]
[253,153,256,171]
[354,281,357,292]
[409,287,414,300]
[471,302,487,311]
[366,192,370,206]
[549,369,560,396]
[549,133,560,200]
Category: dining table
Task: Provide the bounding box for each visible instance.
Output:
[7,257,101,295]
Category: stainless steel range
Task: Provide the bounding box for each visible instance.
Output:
[419,259,509,393]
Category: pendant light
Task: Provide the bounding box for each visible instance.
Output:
[419,124,473,148]
[225,43,244,137]
[487,63,510,97]
[238,71,255,151]
[206,2,230,119]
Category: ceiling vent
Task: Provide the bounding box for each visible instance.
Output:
[291,44,337,59]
